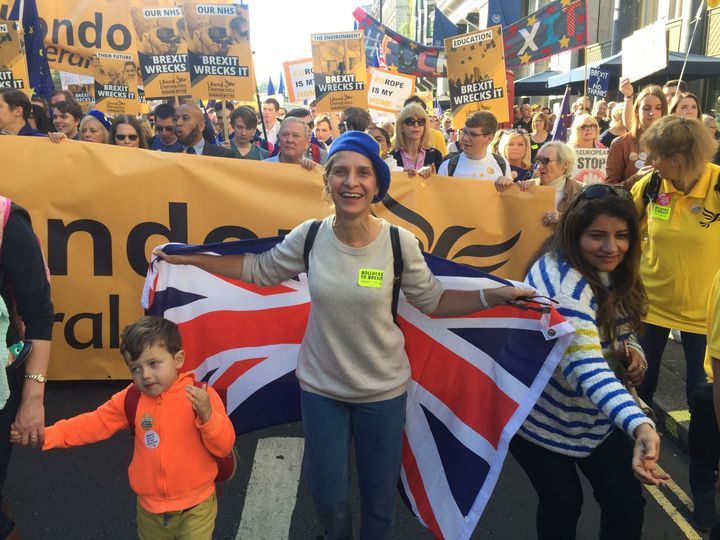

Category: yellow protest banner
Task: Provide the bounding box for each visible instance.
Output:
[68,83,95,113]
[367,68,415,114]
[446,26,509,126]
[311,31,367,112]
[184,2,254,101]
[283,58,315,104]
[92,52,139,115]
[130,5,191,98]
[0,19,30,93]
[4,138,552,380]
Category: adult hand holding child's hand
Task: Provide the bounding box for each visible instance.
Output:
[186,384,212,424]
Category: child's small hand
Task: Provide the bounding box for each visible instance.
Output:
[186,384,212,424]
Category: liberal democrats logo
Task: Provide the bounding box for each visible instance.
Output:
[700,207,720,228]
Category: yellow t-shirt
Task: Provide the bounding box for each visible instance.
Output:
[631,163,720,333]
[391,128,448,157]
[703,269,720,382]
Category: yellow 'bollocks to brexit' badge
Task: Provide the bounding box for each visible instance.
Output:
[358,268,384,288]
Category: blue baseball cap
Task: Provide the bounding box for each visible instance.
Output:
[327,131,391,203]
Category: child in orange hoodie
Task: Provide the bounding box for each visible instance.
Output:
[15,316,236,539]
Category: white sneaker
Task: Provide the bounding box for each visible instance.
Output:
[670,329,682,344]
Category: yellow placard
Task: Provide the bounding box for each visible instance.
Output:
[184,2,254,101]
[4,138,553,380]
[68,83,95,113]
[283,58,315,104]
[92,51,139,116]
[0,19,30,93]
[311,31,367,113]
[445,26,509,126]
[130,5,191,98]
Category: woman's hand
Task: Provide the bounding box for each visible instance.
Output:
[619,77,634,98]
[494,176,514,192]
[417,165,434,179]
[632,423,669,486]
[517,180,534,192]
[404,168,417,178]
[152,248,189,265]
[48,132,67,144]
[625,165,654,189]
[484,285,537,308]
[624,347,647,387]
[542,211,560,227]
[12,396,44,447]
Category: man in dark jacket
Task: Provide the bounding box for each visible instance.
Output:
[0,90,46,137]
[174,103,233,157]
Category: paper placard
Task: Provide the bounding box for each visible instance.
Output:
[573,148,609,185]
[311,31,367,113]
[621,21,667,82]
[0,20,30,92]
[367,68,415,114]
[283,58,315,103]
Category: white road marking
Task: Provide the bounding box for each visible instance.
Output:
[235,437,305,540]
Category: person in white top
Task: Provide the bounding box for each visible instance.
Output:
[437,111,511,182]
[261,97,281,145]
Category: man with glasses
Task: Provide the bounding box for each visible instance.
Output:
[149,104,183,153]
[438,111,510,181]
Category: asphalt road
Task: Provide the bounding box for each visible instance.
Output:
[2,381,708,539]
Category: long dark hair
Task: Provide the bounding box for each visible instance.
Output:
[535,191,647,340]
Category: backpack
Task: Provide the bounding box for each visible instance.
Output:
[444,152,508,177]
[123,382,238,487]
[303,220,404,325]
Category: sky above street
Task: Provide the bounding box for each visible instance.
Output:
[244,0,362,91]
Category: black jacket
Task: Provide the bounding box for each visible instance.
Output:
[201,143,234,158]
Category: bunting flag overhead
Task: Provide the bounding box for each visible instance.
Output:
[504,0,588,69]
[143,239,574,540]
[353,7,445,77]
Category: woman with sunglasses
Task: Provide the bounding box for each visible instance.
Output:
[568,113,604,149]
[391,103,443,179]
[109,115,147,149]
[154,131,533,540]
[606,84,667,188]
[512,183,667,540]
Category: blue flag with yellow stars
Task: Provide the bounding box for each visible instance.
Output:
[551,86,573,142]
[504,0,588,70]
[10,0,54,101]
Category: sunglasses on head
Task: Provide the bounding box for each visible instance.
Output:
[403,117,426,127]
[504,128,528,134]
[115,134,139,141]
[580,183,632,200]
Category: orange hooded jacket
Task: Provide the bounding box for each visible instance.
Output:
[43,372,236,513]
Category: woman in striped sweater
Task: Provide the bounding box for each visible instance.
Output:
[510,184,668,539]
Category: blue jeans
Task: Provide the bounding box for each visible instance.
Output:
[637,323,707,406]
[301,390,407,540]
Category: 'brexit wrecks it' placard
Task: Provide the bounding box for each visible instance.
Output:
[311,31,367,112]
[445,26,508,125]
[184,3,253,101]
[93,52,139,115]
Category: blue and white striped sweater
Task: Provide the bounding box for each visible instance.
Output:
[520,253,654,457]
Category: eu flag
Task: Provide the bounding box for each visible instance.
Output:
[10,0,54,101]
[432,8,459,47]
[487,0,522,27]
[551,87,573,142]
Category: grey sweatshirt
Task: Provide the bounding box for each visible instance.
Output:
[242,216,444,402]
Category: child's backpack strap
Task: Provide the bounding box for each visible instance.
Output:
[303,220,322,274]
[124,385,142,437]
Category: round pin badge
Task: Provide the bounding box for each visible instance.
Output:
[144,430,160,449]
[634,160,645,169]
[140,414,153,431]
[656,193,671,206]
[511,170,518,179]
[487,167,495,174]
[629,152,638,161]
[638,152,647,161]
[691,205,701,214]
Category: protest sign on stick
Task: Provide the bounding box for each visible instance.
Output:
[573,148,608,185]
[130,6,191,98]
[621,21,667,82]
[311,31,367,113]
[445,26,508,126]
[92,52,139,115]
[0,20,30,92]
[367,68,414,114]
[587,67,609,98]
[184,2,254,101]
[68,83,95,112]
[283,58,315,103]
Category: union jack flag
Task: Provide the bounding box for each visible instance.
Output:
[141,238,574,539]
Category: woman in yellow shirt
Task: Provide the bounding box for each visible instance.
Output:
[631,116,720,407]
